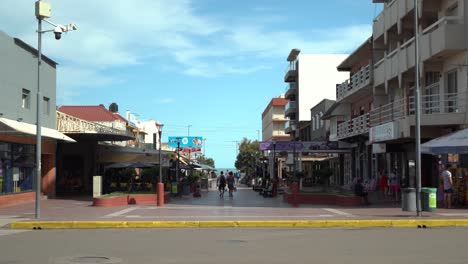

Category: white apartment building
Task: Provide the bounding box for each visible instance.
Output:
[261,95,290,142]
[284,49,348,140]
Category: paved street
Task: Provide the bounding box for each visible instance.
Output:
[1,187,468,225]
[0,227,467,263]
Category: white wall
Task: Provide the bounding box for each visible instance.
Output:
[297,54,349,122]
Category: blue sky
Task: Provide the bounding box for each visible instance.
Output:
[0,1,381,168]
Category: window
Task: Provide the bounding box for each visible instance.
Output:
[424,72,440,114]
[43,97,50,115]
[311,117,315,131]
[446,70,458,113]
[22,89,30,109]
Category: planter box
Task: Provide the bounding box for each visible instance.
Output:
[0,191,37,207]
[93,193,174,207]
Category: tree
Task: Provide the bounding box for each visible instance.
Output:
[196,154,215,168]
[235,138,261,176]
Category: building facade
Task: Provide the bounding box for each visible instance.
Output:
[370,0,468,188]
[0,31,70,203]
[261,96,290,142]
[284,49,348,140]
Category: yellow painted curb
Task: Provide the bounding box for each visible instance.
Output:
[9,219,468,229]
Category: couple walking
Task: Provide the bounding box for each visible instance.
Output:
[217,171,236,198]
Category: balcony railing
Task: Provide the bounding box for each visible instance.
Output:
[56,111,135,138]
[272,114,287,121]
[337,113,370,140]
[285,101,298,111]
[336,65,371,101]
[369,89,464,127]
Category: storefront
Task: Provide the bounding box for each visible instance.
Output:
[0,142,35,194]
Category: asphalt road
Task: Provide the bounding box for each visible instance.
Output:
[1,228,467,264]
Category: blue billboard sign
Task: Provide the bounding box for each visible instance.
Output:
[168,136,203,148]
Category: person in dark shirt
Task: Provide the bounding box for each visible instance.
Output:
[354,178,370,205]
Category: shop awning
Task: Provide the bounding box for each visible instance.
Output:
[421,128,468,154]
[0,117,76,142]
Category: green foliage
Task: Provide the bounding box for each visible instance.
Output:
[235,138,261,174]
[197,155,215,167]
[141,166,159,183]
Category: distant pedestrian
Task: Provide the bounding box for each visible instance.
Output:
[441,164,453,209]
[354,178,370,205]
[378,170,389,200]
[389,169,400,202]
[227,172,236,198]
[217,171,226,198]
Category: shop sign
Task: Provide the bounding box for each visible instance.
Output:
[369,122,398,143]
[372,144,386,154]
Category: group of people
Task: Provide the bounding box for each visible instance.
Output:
[357,164,455,208]
[377,169,401,202]
[217,171,236,198]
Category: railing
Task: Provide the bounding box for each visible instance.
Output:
[285,82,297,92]
[422,16,462,35]
[56,111,135,138]
[284,61,298,74]
[285,101,298,111]
[370,90,464,126]
[337,113,370,139]
[272,114,287,121]
[336,65,371,101]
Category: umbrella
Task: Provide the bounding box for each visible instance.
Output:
[421,128,468,154]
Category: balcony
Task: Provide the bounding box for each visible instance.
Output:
[284,62,298,82]
[336,113,370,140]
[336,65,372,102]
[285,82,297,99]
[285,101,298,117]
[420,17,465,62]
[285,120,297,134]
[57,111,135,141]
[374,37,415,87]
[373,0,414,40]
[369,88,466,127]
[272,114,287,122]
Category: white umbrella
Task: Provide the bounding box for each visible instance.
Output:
[421,128,468,154]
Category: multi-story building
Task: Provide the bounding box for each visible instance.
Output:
[325,38,374,185]
[283,49,348,140]
[370,0,467,187]
[261,95,290,142]
[0,31,74,204]
[310,99,336,141]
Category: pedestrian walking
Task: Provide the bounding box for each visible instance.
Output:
[217,171,226,198]
[441,164,453,209]
[378,170,389,200]
[227,171,236,198]
[389,169,400,202]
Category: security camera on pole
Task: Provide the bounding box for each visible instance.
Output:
[35,1,77,219]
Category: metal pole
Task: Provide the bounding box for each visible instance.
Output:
[158,130,162,183]
[176,138,180,182]
[35,9,42,219]
[273,144,276,179]
[293,141,297,180]
[414,0,422,217]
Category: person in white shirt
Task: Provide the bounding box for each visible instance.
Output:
[441,164,453,209]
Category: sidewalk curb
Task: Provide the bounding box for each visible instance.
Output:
[9,219,468,229]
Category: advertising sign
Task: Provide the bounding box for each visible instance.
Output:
[168,136,203,148]
[369,122,398,143]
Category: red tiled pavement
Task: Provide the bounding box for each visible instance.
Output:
[1,187,467,222]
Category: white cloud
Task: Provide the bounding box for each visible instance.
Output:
[0,1,373,101]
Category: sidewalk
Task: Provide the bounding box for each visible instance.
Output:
[2,187,468,228]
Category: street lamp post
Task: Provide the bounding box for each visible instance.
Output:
[176,137,181,183]
[414,0,422,216]
[157,123,164,206]
[34,0,76,219]
[272,139,277,179]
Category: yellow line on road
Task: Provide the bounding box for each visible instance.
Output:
[9,219,468,229]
